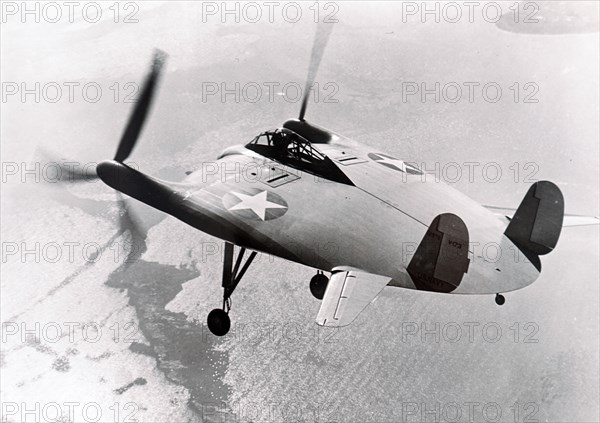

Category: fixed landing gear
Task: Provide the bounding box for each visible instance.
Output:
[207,242,257,336]
[207,307,230,336]
[310,271,329,299]
[495,293,505,306]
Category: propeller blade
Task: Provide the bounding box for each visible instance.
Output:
[114,49,168,162]
[115,192,146,254]
[298,22,335,122]
[36,147,98,183]
[57,165,97,183]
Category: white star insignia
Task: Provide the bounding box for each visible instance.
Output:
[375,154,408,172]
[227,190,287,221]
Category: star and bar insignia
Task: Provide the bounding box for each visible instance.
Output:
[222,188,288,221]
[368,153,423,175]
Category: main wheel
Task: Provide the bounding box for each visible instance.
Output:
[207,308,231,336]
[310,273,329,300]
[495,294,505,306]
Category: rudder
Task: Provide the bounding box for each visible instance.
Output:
[407,213,470,293]
[505,181,564,256]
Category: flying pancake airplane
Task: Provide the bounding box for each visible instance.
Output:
[67,25,598,336]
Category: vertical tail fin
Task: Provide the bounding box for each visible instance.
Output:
[407,213,471,293]
[505,181,564,256]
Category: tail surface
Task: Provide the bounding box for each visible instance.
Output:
[504,180,564,256]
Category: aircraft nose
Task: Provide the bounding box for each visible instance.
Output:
[97,159,126,189]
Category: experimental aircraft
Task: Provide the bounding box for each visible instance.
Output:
[64,25,598,335]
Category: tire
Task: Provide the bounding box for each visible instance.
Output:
[207,308,231,336]
[310,274,329,300]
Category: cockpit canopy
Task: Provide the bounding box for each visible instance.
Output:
[246,128,326,162]
[245,128,353,186]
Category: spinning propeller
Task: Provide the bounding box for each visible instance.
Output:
[113,49,167,163]
[41,50,168,241]
[298,22,335,121]
[43,49,168,182]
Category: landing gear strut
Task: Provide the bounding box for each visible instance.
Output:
[495,293,505,306]
[310,271,329,300]
[207,242,257,336]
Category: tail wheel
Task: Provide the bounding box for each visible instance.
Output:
[310,272,329,300]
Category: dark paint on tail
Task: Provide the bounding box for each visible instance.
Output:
[505,181,564,257]
[407,213,471,293]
